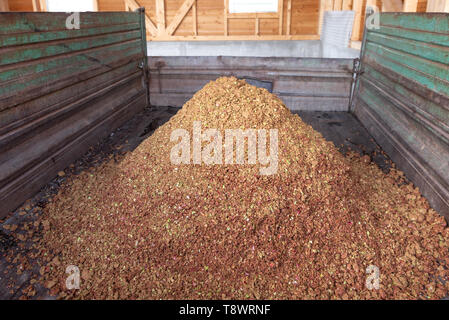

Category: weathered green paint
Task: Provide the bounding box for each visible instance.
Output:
[0,12,140,34]
[0,40,140,83]
[354,12,449,218]
[0,11,148,218]
[0,48,142,100]
[364,43,449,96]
[0,30,141,66]
[370,25,449,47]
[363,64,449,126]
[366,32,449,64]
[0,23,140,47]
[379,13,449,33]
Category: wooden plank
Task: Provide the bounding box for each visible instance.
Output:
[224,0,228,36]
[32,0,39,11]
[382,0,404,11]
[278,0,284,34]
[144,14,159,36]
[342,0,352,10]
[324,0,334,10]
[0,30,141,66]
[334,0,343,10]
[403,0,419,11]
[93,0,99,11]
[0,22,140,47]
[228,12,279,19]
[156,0,166,35]
[351,0,364,41]
[39,0,46,11]
[426,0,449,11]
[124,0,158,36]
[355,12,449,219]
[0,11,147,218]
[318,0,325,36]
[0,0,9,11]
[255,17,259,35]
[148,34,320,41]
[286,0,291,35]
[166,0,196,36]
[192,0,197,35]
[0,12,140,34]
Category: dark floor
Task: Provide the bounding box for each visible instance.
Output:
[295,111,392,172]
[0,107,390,300]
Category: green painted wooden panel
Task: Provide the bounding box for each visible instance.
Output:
[0,23,140,47]
[380,13,449,34]
[354,12,449,218]
[0,30,141,66]
[0,12,140,34]
[0,11,148,218]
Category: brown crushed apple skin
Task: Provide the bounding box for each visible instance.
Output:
[17,77,449,300]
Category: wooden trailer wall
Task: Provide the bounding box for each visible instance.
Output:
[0,11,149,218]
[148,56,354,111]
[353,13,449,218]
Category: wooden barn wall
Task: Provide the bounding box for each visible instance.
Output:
[149,56,354,111]
[0,12,148,218]
[353,13,449,219]
[5,1,441,42]
[7,0,32,11]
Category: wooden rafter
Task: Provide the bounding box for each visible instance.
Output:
[124,0,158,36]
[156,0,165,34]
[166,0,196,36]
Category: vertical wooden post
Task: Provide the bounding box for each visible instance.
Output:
[426,0,449,12]
[156,0,166,35]
[0,0,9,12]
[93,0,99,11]
[278,0,284,35]
[342,0,352,10]
[286,0,291,35]
[352,0,363,41]
[255,16,259,36]
[334,0,343,10]
[224,0,228,36]
[32,0,40,11]
[39,0,47,11]
[403,0,419,11]
[192,0,197,36]
[318,0,325,36]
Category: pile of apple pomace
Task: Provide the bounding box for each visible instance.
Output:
[35,77,449,299]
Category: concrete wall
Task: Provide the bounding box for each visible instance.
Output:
[147,40,360,59]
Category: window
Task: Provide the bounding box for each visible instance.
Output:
[46,0,96,12]
[228,0,278,13]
